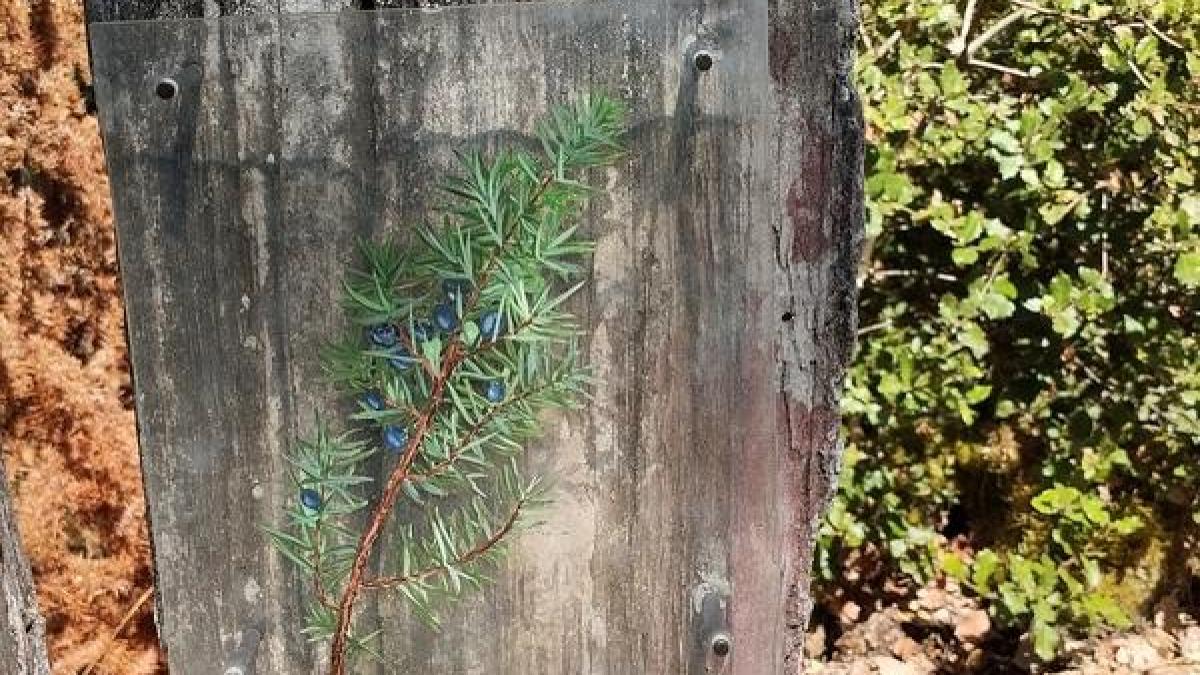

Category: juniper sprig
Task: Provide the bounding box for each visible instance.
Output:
[267,93,624,673]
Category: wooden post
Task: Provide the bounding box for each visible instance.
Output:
[84,1,862,672]
[0,454,52,675]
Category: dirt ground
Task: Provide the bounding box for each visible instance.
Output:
[0,0,162,672]
[808,578,1200,675]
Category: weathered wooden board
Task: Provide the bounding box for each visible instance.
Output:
[83,0,538,23]
[88,0,862,672]
[0,455,51,675]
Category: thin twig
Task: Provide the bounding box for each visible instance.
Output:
[1140,19,1184,50]
[968,57,1033,79]
[1101,233,1110,280]
[858,320,893,337]
[309,513,333,609]
[1010,0,1099,23]
[401,329,438,379]
[947,0,979,56]
[858,15,874,51]
[878,31,903,59]
[411,379,558,483]
[871,269,960,282]
[362,497,525,591]
[328,343,463,675]
[79,586,155,675]
[1075,357,1107,388]
[967,10,1033,57]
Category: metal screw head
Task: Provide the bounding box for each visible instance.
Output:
[694,50,715,72]
[711,632,732,657]
[155,78,178,100]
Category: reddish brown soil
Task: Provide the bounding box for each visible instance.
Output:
[0,0,163,672]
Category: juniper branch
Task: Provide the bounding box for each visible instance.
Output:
[268,94,624,674]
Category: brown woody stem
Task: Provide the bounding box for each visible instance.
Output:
[327,171,556,674]
[361,497,525,591]
[328,342,463,675]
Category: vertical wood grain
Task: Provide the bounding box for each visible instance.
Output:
[766,0,864,669]
[83,0,356,24]
[88,1,862,672]
[0,454,51,675]
[88,15,307,671]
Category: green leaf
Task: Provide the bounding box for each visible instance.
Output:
[952,247,980,266]
[979,292,1015,320]
[995,154,1022,180]
[959,322,990,358]
[1031,618,1061,661]
[972,550,1000,592]
[1032,486,1080,515]
[1173,251,1200,287]
[966,384,992,404]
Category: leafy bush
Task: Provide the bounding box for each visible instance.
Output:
[819,0,1200,660]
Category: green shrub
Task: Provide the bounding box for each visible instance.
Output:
[819,0,1200,659]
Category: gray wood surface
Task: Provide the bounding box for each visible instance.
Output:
[767,0,864,669]
[83,0,530,23]
[84,0,355,23]
[87,0,862,672]
[0,456,51,675]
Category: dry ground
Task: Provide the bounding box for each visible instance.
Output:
[0,0,162,671]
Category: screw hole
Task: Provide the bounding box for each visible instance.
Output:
[781,311,795,322]
[155,78,178,100]
[711,634,732,657]
[694,50,715,72]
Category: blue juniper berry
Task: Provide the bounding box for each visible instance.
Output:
[368,323,398,348]
[484,379,506,403]
[388,347,416,371]
[441,277,472,300]
[299,488,322,511]
[433,302,460,332]
[478,309,506,342]
[410,319,435,343]
[382,425,409,453]
[362,391,386,411]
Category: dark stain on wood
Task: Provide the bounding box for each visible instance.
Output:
[766,14,798,87]
[787,134,832,263]
[779,396,841,508]
[769,0,864,671]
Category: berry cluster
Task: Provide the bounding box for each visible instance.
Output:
[359,279,510,460]
[298,279,512,509]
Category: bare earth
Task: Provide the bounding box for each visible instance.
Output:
[0,0,162,672]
